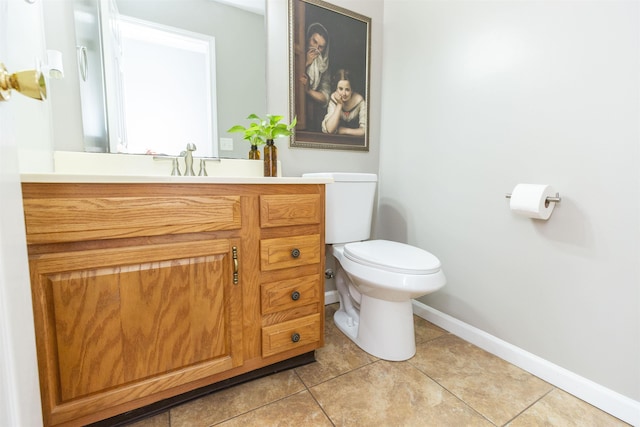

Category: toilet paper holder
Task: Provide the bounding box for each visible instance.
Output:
[505,192,561,207]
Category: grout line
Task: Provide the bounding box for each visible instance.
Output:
[404,341,498,427]
[209,388,309,426]
[500,388,556,427]
[299,358,381,389]
[302,377,337,427]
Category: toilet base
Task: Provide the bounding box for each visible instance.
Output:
[334,294,416,361]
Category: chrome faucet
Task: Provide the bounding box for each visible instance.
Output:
[182,143,197,176]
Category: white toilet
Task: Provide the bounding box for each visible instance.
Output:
[303,172,446,361]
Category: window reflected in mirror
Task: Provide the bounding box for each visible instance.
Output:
[117,17,218,156]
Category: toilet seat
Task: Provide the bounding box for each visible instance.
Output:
[344,240,441,275]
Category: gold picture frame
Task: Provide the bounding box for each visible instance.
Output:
[289,0,371,151]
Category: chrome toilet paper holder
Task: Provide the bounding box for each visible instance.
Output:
[505,192,562,208]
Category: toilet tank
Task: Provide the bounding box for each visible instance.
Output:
[303,172,378,244]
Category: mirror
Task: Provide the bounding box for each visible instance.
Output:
[46,0,266,159]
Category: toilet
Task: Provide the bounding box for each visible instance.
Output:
[303,172,446,361]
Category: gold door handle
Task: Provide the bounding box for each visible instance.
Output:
[0,62,47,102]
[232,246,239,285]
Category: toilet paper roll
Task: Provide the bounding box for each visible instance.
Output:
[509,184,556,220]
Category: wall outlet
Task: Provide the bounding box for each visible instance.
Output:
[220,138,234,151]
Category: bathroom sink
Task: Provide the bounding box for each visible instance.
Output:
[21,152,334,184]
[52,151,267,178]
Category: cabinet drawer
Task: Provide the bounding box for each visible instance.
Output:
[22,192,241,244]
[260,234,321,271]
[261,275,320,315]
[260,194,321,228]
[261,314,321,357]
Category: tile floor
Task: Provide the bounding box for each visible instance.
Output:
[130,304,629,427]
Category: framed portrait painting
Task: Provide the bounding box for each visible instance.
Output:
[289,0,371,151]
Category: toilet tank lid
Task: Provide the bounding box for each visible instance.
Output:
[302,172,378,182]
[344,240,441,275]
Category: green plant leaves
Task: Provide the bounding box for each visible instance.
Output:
[227,114,297,146]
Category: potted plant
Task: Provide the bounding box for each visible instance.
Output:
[227,115,266,160]
[227,114,297,176]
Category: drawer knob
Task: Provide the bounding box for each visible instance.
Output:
[291,291,301,301]
[291,333,301,343]
[291,248,301,258]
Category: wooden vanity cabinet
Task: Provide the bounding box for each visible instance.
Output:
[21,182,325,427]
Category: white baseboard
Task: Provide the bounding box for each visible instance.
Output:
[325,290,339,305]
[324,291,638,425]
[411,299,640,426]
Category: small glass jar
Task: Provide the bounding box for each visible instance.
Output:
[249,144,260,160]
[263,139,277,177]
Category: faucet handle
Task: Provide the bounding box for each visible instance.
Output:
[198,159,208,176]
[171,158,182,176]
[186,143,197,152]
[153,155,182,176]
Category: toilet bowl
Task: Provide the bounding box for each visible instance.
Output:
[331,241,445,361]
[302,172,446,361]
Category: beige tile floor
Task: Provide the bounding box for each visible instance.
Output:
[130,304,629,427]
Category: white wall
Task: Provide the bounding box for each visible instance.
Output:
[41,0,84,155]
[377,0,639,402]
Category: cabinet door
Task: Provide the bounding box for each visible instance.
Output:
[30,239,243,426]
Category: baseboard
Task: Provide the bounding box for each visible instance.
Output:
[410,299,640,426]
[325,290,339,305]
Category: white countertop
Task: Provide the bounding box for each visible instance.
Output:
[21,173,333,184]
[21,153,334,184]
